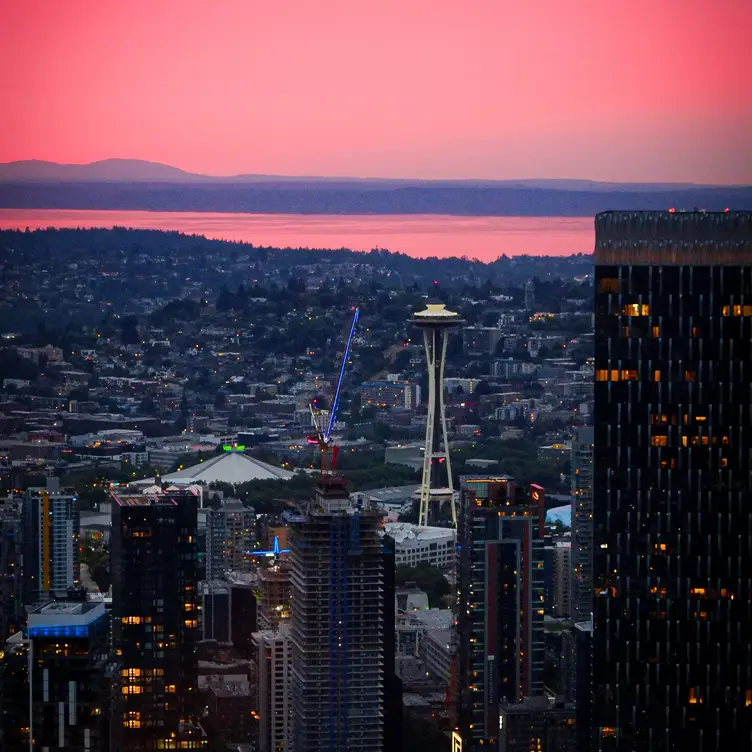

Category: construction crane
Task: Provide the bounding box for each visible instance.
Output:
[307,307,360,477]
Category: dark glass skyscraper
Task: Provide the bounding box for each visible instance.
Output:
[593,210,752,750]
[110,488,203,751]
[457,475,546,751]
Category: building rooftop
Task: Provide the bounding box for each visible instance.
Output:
[28,599,106,628]
[159,450,294,485]
[384,522,455,544]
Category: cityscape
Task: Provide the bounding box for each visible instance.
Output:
[1,1,751,751]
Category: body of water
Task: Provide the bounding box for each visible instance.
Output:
[0,209,594,261]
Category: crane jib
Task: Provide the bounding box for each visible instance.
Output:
[324,307,360,442]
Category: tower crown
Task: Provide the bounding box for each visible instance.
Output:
[409,303,465,327]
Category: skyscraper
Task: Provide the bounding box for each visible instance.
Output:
[0,495,22,641]
[288,478,385,751]
[409,303,465,527]
[570,426,594,622]
[26,599,109,750]
[110,487,204,751]
[593,210,752,750]
[22,478,79,606]
[457,475,546,750]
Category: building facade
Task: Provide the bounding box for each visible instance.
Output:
[457,475,546,750]
[0,497,22,641]
[593,210,752,750]
[110,488,203,751]
[206,499,255,579]
[27,599,109,751]
[253,624,292,752]
[570,426,594,622]
[288,480,385,751]
[22,478,79,606]
[359,380,421,410]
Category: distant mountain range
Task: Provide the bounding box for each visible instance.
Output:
[1,159,750,216]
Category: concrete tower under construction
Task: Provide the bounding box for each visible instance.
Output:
[409,303,465,526]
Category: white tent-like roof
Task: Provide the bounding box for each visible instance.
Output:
[157,451,294,485]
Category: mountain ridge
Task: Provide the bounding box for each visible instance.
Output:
[1,158,748,191]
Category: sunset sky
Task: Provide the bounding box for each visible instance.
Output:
[1,0,750,183]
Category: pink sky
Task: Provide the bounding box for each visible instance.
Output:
[1,0,750,183]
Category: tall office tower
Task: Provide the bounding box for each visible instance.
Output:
[110,487,203,751]
[524,279,535,312]
[593,210,752,751]
[206,499,255,579]
[409,303,465,527]
[22,478,79,605]
[0,496,22,641]
[27,599,109,750]
[253,624,292,752]
[570,426,594,622]
[457,476,546,750]
[288,478,385,751]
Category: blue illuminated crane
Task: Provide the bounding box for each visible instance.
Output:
[307,307,360,476]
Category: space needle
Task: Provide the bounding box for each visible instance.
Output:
[409,302,465,527]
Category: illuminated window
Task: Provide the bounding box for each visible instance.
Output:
[691,326,699,336]
[722,305,730,316]
[184,603,195,611]
[652,414,668,424]
[602,727,617,738]
[746,690,751,707]
[620,369,638,381]
[721,458,728,467]
[184,619,198,628]
[622,303,649,316]
[653,370,661,382]
[652,326,660,337]
[745,306,752,316]
[691,588,706,596]
[595,369,608,381]
[684,370,696,382]
[166,684,177,693]
[122,617,142,625]
[651,436,668,447]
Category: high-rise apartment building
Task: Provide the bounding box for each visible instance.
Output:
[0,496,22,641]
[110,487,204,751]
[457,475,546,750]
[206,499,255,579]
[593,210,752,750]
[570,426,594,622]
[253,624,292,752]
[22,478,79,605]
[551,540,571,618]
[288,478,385,751]
[26,599,109,750]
